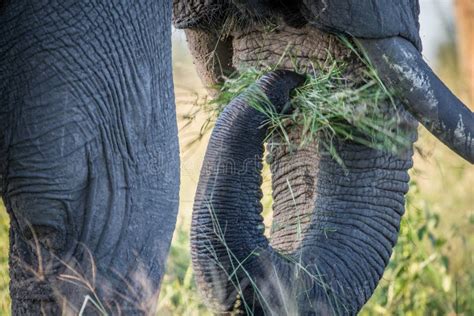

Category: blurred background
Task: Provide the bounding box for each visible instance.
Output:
[0,0,473,315]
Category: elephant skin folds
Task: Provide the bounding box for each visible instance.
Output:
[0,0,179,313]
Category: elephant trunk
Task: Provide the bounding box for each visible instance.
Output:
[190,70,304,312]
[358,37,474,163]
[191,71,417,314]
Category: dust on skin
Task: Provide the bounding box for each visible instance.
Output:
[382,47,439,111]
[453,114,472,147]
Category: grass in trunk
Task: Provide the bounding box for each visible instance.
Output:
[189,38,411,164]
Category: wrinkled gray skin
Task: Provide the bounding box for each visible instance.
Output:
[193,70,416,315]
[1,0,179,314]
[174,0,473,315]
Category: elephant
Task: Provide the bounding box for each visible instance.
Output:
[173,0,474,315]
[1,0,179,314]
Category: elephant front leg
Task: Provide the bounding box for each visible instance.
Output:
[6,176,89,314]
[0,0,179,313]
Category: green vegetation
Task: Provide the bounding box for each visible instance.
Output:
[194,45,410,166]
[361,174,474,315]
[0,209,10,313]
[157,218,211,316]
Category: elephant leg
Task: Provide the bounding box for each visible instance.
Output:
[0,0,179,313]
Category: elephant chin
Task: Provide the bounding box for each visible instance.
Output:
[191,70,418,314]
[358,37,474,164]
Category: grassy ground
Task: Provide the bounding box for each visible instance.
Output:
[0,36,471,315]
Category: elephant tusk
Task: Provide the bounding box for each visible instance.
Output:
[357,37,474,164]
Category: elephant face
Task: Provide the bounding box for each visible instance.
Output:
[175,0,473,161]
[0,0,179,313]
[174,0,473,314]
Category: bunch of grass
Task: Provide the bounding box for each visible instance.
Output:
[185,38,410,162]
[211,68,407,160]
